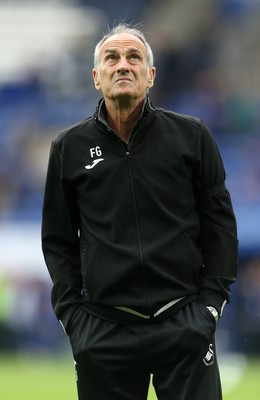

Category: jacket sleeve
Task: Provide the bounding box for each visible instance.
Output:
[195,121,238,316]
[41,140,82,330]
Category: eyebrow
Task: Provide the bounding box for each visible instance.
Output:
[104,49,117,55]
[104,47,143,55]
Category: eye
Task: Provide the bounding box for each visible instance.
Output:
[130,53,141,61]
[104,53,117,63]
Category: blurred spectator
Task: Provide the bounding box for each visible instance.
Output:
[233,257,260,354]
[0,275,66,352]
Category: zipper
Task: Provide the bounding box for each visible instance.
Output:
[103,118,153,315]
[125,150,153,316]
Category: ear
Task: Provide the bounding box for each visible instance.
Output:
[93,68,101,90]
[147,66,156,89]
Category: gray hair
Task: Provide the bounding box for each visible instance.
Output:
[94,23,154,70]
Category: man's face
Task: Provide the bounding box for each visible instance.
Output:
[93,33,156,102]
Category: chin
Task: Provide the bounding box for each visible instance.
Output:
[113,91,135,99]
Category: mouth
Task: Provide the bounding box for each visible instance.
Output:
[115,77,133,83]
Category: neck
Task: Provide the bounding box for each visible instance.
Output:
[104,97,145,143]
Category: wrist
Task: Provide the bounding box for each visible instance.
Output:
[206,306,219,321]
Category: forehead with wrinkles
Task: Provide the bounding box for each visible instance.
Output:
[99,33,148,58]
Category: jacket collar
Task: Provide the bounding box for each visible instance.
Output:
[94,95,155,128]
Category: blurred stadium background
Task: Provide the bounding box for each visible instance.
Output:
[0,0,260,398]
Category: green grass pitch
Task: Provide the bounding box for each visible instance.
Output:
[0,353,260,399]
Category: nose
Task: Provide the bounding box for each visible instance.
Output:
[117,56,130,73]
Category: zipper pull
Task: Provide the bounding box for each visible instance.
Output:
[125,151,131,157]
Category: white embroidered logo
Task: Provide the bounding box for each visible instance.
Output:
[85,146,104,169]
[203,343,214,366]
[85,158,104,169]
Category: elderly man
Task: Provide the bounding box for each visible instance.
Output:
[42,23,238,400]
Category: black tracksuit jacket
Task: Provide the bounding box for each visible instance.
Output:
[42,97,238,331]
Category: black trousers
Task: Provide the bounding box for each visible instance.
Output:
[69,301,222,400]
